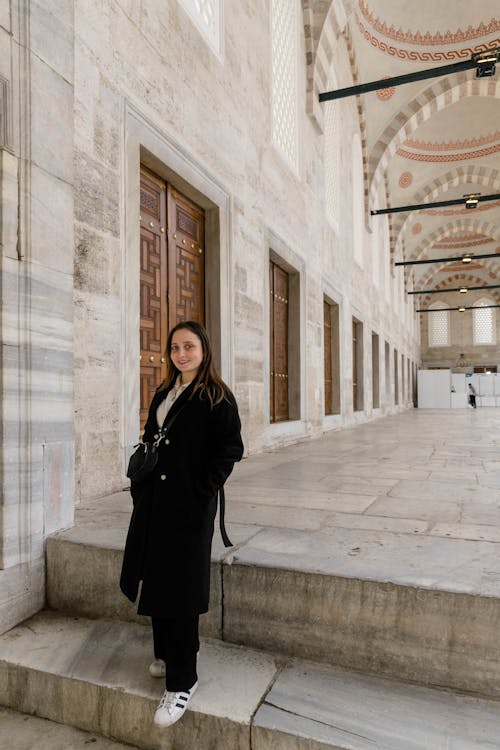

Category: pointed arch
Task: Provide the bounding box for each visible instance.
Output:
[393,167,500,252]
[369,75,500,207]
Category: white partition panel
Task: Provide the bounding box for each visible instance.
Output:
[418,370,451,408]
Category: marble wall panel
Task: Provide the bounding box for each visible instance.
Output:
[0,28,11,81]
[74,226,119,296]
[0,559,45,635]
[0,3,10,32]
[74,149,120,236]
[30,164,74,275]
[29,0,74,82]
[0,150,18,259]
[30,54,73,184]
[43,441,75,536]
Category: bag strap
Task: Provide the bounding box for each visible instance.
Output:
[218,487,233,547]
[153,401,187,447]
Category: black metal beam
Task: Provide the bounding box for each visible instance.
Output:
[318,49,499,103]
[395,251,500,267]
[371,192,500,216]
[409,284,500,295]
[417,304,500,312]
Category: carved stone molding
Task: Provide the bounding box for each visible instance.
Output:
[0,76,12,150]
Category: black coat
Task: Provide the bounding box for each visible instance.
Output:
[120,381,243,618]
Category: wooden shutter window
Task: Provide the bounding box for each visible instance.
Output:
[352,319,358,410]
[270,260,289,423]
[324,301,333,415]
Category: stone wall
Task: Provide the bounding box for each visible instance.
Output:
[420,291,500,371]
[0,1,75,632]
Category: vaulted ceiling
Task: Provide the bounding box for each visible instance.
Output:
[306,0,500,307]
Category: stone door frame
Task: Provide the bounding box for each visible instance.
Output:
[122,102,233,454]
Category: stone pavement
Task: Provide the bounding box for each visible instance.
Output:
[2,407,500,749]
[222,406,500,596]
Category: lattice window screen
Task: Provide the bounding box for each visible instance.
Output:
[428,304,450,347]
[179,0,221,54]
[271,0,298,169]
[352,133,364,266]
[473,300,495,345]
[324,100,338,222]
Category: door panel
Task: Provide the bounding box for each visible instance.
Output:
[139,171,168,428]
[270,261,289,422]
[167,187,205,325]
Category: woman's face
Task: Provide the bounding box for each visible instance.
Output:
[170,328,204,383]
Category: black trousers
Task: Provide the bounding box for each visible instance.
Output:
[151,615,199,692]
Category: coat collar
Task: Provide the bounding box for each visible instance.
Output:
[155,378,196,425]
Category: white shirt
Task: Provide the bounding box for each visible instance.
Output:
[156,376,189,428]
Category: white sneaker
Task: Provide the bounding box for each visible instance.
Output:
[153,682,198,727]
[149,659,166,678]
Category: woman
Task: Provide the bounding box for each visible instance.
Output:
[120,321,243,727]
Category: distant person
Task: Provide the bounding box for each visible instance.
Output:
[120,321,244,728]
[468,382,476,408]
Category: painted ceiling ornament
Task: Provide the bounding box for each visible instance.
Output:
[412,222,422,235]
[399,171,413,188]
[355,2,500,62]
[421,198,500,216]
[405,131,500,152]
[376,76,395,100]
[358,0,500,47]
[396,143,500,162]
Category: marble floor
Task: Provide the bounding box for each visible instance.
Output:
[74,406,500,598]
[219,406,500,596]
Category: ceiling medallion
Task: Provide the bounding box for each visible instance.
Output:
[399,171,413,188]
[376,77,395,100]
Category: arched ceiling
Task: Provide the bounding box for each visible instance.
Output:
[309,0,500,306]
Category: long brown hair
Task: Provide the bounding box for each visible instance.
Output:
[158,321,227,407]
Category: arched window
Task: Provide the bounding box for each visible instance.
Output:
[271,0,298,169]
[473,298,496,345]
[351,132,364,266]
[428,301,450,347]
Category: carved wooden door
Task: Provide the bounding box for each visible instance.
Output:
[167,186,205,326]
[324,300,333,415]
[352,319,358,410]
[139,171,168,429]
[270,261,289,422]
[139,172,205,430]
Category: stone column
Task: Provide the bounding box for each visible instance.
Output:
[0,0,75,633]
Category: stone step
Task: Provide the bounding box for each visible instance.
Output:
[0,706,141,750]
[1,612,500,750]
[46,496,500,698]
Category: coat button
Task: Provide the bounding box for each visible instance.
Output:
[165,439,170,445]
[160,474,166,480]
